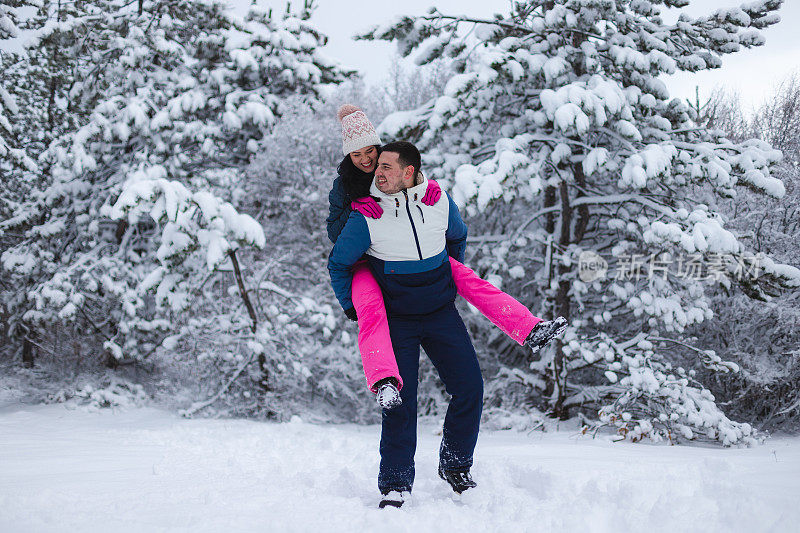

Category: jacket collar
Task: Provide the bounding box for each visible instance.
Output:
[370,173,428,200]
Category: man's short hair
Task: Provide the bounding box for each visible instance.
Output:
[381,141,421,175]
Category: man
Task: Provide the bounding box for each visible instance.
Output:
[328,141,482,508]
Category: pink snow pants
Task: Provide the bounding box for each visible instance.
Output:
[351,258,542,393]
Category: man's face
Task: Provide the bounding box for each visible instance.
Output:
[374,151,414,194]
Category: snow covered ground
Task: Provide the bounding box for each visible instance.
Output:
[1,404,798,532]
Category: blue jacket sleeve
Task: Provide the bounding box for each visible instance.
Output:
[326,177,351,244]
[327,212,371,311]
[445,192,468,263]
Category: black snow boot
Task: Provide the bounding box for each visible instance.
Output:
[525,316,568,354]
[379,489,410,508]
[438,466,477,494]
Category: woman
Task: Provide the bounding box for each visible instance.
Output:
[327,105,567,409]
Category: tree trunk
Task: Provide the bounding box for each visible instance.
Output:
[22,337,34,368]
[539,183,559,400]
[543,184,557,264]
[228,249,258,333]
[552,181,573,420]
[573,162,590,243]
[105,352,119,369]
[258,353,270,391]
[227,249,267,389]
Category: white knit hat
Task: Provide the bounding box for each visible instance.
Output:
[337,104,382,155]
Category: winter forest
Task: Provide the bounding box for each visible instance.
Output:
[0,0,800,531]
[2,0,800,523]
[3,0,800,439]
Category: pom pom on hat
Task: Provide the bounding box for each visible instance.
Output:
[337,103,382,155]
[337,104,361,122]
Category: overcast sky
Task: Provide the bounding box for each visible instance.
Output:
[230,0,800,112]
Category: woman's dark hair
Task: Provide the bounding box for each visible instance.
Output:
[337,145,381,200]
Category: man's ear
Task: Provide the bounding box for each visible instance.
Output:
[403,166,415,181]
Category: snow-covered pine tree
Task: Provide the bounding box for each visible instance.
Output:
[1,0,348,375]
[5,0,91,158]
[1,0,22,164]
[1,0,93,257]
[693,77,800,429]
[361,0,800,444]
[0,1,39,170]
[1,1,43,364]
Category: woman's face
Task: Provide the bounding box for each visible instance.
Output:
[349,145,378,173]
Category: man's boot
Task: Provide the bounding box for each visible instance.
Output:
[438,466,477,494]
[379,489,410,508]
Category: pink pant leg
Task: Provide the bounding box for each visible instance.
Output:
[450,258,542,345]
[351,261,403,392]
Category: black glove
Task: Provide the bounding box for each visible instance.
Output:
[344,307,358,321]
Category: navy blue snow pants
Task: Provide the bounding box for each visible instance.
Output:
[378,303,484,493]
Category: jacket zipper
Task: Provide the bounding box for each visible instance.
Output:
[403,190,423,260]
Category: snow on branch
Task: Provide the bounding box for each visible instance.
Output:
[105,173,265,311]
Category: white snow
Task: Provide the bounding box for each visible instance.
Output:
[1,404,799,532]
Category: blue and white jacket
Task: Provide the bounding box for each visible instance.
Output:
[327,176,468,317]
